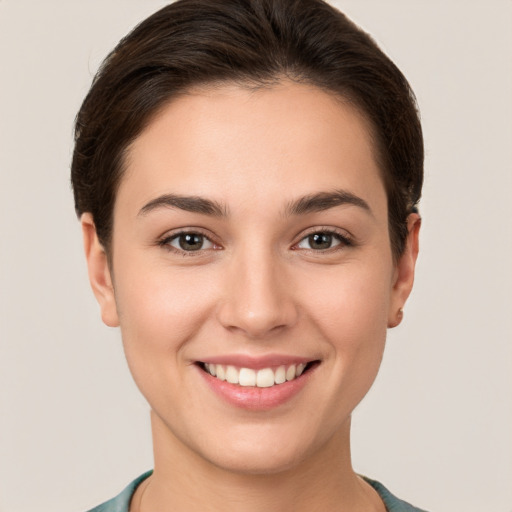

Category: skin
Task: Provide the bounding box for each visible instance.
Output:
[82,82,420,512]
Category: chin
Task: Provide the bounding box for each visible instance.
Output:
[185,419,335,477]
[205,442,311,476]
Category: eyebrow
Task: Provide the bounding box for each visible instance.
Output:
[138,189,372,219]
[285,190,372,217]
[138,194,227,217]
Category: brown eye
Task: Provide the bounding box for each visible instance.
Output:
[309,233,334,250]
[297,232,343,251]
[168,233,214,252]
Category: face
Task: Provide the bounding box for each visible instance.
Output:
[83,82,418,475]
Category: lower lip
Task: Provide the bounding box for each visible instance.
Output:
[197,365,316,411]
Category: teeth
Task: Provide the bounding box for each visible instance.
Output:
[256,368,275,388]
[225,365,239,384]
[286,365,296,381]
[275,366,286,384]
[204,362,309,387]
[216,365,226,381]
[239,368,256,387]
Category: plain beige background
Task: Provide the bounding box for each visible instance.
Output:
[1,1,511,511]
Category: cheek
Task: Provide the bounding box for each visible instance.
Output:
[286,260,392,436]
[113,261,220,359]
[298,260,393,343]
[299,258,391,401]
[112,262,224,412]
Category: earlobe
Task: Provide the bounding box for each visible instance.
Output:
[81,213,120,328]
[388,213,421,328]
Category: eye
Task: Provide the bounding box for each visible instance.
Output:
[166,232,215,252]
[296,231,349,251]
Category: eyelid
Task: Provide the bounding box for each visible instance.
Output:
[292,226,354,251]
[169,233,215,251]
[296,234,341,250]
[156,226,353,255]
[158,227,222,254]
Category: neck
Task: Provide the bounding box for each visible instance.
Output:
[136,410,383,512]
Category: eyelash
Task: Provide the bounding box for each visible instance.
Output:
[157,228,354,256]
[292,228,354,253]
[158,229,219,256]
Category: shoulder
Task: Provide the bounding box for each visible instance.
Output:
[85,471,153,512]
[363,476,430,512]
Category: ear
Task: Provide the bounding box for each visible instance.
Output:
[388,213,421,328]
[81,213,119,327]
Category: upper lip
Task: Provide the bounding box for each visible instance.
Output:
[196,354,319,370]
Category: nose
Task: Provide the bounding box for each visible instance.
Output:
[216,246,298,339]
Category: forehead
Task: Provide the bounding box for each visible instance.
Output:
[119,81,386,217]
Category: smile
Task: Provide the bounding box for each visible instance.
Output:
[198,359,320,388]
[196,358,320,410]
[202,362,310,388]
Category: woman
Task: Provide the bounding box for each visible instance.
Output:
[72,0,426,510]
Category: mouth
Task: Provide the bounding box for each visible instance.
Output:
[197,360,320,388]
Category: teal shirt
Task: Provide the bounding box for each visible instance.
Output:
[87,471,429,512]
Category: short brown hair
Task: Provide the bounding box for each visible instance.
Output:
[71,0,423,258]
